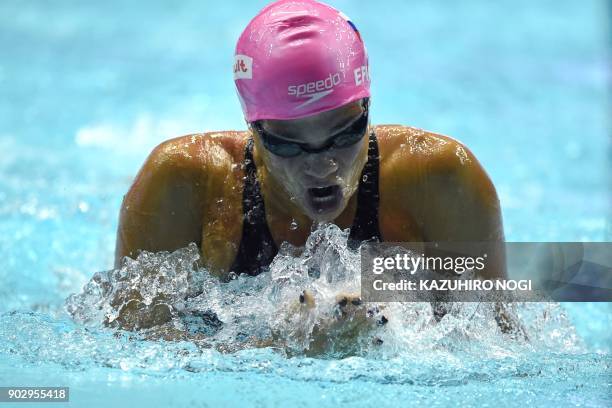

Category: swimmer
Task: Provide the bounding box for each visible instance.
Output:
[114,0,518,343]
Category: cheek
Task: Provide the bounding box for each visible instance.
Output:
[335,141,368,180]
[266,155,306,187]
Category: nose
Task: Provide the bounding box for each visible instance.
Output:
[303,153,338,180]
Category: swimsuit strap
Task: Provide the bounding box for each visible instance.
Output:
[348,129,382,248]
[229,138,278,276]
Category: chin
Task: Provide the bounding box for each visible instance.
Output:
[309,211,338,223]
[302,196,347,223]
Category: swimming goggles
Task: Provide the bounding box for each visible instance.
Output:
[252,99,370,158]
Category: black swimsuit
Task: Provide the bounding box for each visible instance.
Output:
[229,130,381,276]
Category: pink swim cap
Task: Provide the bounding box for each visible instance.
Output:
[234,0,371,122]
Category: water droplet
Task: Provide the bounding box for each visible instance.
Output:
[290,219,298,230]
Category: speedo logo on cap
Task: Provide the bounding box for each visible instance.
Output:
[288,72,341,109]
[233,54,253,80]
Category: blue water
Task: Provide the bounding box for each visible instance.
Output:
[0,0,610,406]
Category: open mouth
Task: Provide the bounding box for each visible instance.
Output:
[306,185,342,213]
[309,185,338,199]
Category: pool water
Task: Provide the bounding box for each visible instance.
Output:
[0,0,610,406]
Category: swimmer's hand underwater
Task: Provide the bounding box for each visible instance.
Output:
[104,284,390,355]
[104,282,527,355]
[257,290,389,356]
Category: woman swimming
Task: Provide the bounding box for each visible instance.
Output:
[113,0,510,341]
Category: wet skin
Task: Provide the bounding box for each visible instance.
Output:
[114,101,507,280]
[254,100,368,222]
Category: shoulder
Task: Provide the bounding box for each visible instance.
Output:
[376,124,479,177]
[126,130,251,203]
[145,131,250,175]
[375,124,499,215]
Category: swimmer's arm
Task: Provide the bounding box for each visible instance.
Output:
[425,158,519,330]
[391,134,506,279]
[114,139,207,268]
[422,140,506,279]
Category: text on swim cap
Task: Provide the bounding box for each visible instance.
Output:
[233,55,253,80]
[354,65,370,86]
[288,73,341,97]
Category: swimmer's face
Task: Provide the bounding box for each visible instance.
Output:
[254,99,369,222]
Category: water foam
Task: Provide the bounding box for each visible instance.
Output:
[65,224,584,358]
